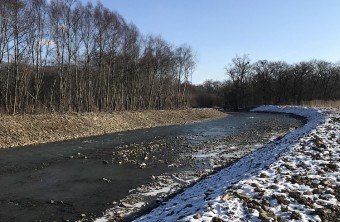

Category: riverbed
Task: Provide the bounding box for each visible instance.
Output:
[0,112,303,221]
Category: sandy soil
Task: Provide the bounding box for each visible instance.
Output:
[0,109,226,149]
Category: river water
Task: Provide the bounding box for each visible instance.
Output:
[0,112,303,221]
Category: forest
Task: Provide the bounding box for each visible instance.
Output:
[0,0,195,114]
[1,1,339,114]
[193,55,340,109]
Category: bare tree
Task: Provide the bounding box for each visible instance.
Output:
[0,0,195,114]
[225,54,252,108]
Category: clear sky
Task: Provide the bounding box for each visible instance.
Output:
[80,0,340,84]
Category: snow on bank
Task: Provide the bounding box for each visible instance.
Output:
[133,106,339,221]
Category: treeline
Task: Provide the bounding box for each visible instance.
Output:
[193,55,340,109]
[0,0,195,114]
[190,80,224,108]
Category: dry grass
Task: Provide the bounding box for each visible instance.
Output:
[0,109,226,149]
[301,100,340,109]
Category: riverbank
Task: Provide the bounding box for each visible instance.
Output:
[130,106,339,222]
[0,109,226,149]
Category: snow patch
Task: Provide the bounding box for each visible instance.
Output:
[134,106,339,222]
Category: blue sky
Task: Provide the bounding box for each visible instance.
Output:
[81,0,340,84]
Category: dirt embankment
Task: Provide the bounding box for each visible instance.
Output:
[0,109,226,149]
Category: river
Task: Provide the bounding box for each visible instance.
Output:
[0,112,303,221]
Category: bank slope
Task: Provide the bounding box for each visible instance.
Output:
[0,109,226,149]
[134,106,339,222]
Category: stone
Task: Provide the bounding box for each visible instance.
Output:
[221,193,230,201]
[288,191,302,199]
[277,216,288,222]
[118,213,125,219]
[254,187,262,193]
[325,189,335,195]
[291,175,304,184]
[260,199,270,212]
[313,188,323,194]
[259,173,269,178]
[234,192,251,202]
[289,191,313,206]
[315,141,326,149]
[193,213,201,219]
[281,205,288,212]
[303,191,313,196]
[283,164,294,171]
[320,194,332,200]
[258,209,271,222]
[321,178,334,187]
[314,207,332,216]
[139,162,147,168]
[211,217,225,222]
[275,194,290,205]
[290,211,301,220]
[269,184,279,190]
[107,212,115,218]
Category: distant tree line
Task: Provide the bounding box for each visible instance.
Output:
[190,79,224,108]
[192,55,340,109]
[0,0,195,114]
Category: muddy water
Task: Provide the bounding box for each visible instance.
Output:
[0,112,303,221]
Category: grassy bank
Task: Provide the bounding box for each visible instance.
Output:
[0,109,226,149]
[301,100,340,108]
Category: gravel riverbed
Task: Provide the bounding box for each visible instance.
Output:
[93,112,303,222]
